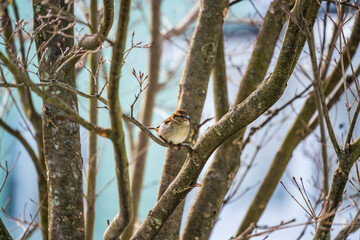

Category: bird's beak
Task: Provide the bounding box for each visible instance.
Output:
[185,116,190,120]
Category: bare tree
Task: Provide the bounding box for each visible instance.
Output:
[0,0,360,239]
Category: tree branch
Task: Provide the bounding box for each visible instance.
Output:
[345,97,360,145]
[181,30,239,240]
[78,0,114,50]
[305,13,341,155]
[161,2,199,40]
[0,118,44,177]
[85,0,100,238]
[0,51,111,137]
[103,0,133,238]
[125,8,161,236]
[130,1,322,238]
[0,81,108,106]
[156,0,229,236]
[238,3,360,234]
[333,209,360,240]
[306,20,330,196]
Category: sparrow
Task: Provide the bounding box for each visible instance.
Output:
[149,109,191,150]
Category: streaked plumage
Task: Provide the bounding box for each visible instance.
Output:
[149,109,191,148]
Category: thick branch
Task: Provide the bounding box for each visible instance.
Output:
[103,0,133,238]
[155,0,229,237]
[78,0,114,49]
[313,12,360,239]
[130,1,321,238]
[0,218,12,240]
[85,0,99,238]
[351,136,360,159]
[182,1,294,238]
[181,31,240,240]
[237,7,360,235]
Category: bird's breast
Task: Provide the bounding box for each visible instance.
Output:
[158,122,190,144]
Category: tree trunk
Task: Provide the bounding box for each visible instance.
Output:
[33,0,84,239]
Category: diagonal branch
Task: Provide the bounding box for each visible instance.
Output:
[0,81,108,106]
[161,2,200,40]
[333,209,360,240]
[0,51,111,137]
[238,10,360,233]
[0,118,43,177]
[130,1,322,238]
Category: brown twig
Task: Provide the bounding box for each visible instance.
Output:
[242,83,312,150]
[20,192,47,240]
[280,178,331,233]
[130,69,149,118]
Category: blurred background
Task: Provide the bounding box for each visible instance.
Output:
[0,0,359,239]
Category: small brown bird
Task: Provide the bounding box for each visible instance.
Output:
[149,109,191,149]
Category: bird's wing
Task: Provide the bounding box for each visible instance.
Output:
[163,116,172,125]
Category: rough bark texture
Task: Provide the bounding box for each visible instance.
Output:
[156,150,186,239]
[181,1,292,239]
[181,32,241,240]
[155,0,228,238]
[0,218,12,240]
[85,0,99,239]
[103,0,133,238]
[237,11,360,235]
[313,151,355,240]
[313,16,360,238]
[33,0,84,239]
[130,0,321,239]
[121,0,162,239]
[1,1,48,238]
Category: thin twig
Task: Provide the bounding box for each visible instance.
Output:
[130,69,149,118]
[345,98,360,145]
[20,192,47,240]
[242,83,312,150]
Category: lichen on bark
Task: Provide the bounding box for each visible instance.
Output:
[32,0,84,239]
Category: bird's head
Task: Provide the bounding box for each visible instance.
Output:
[173,109,191,123]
